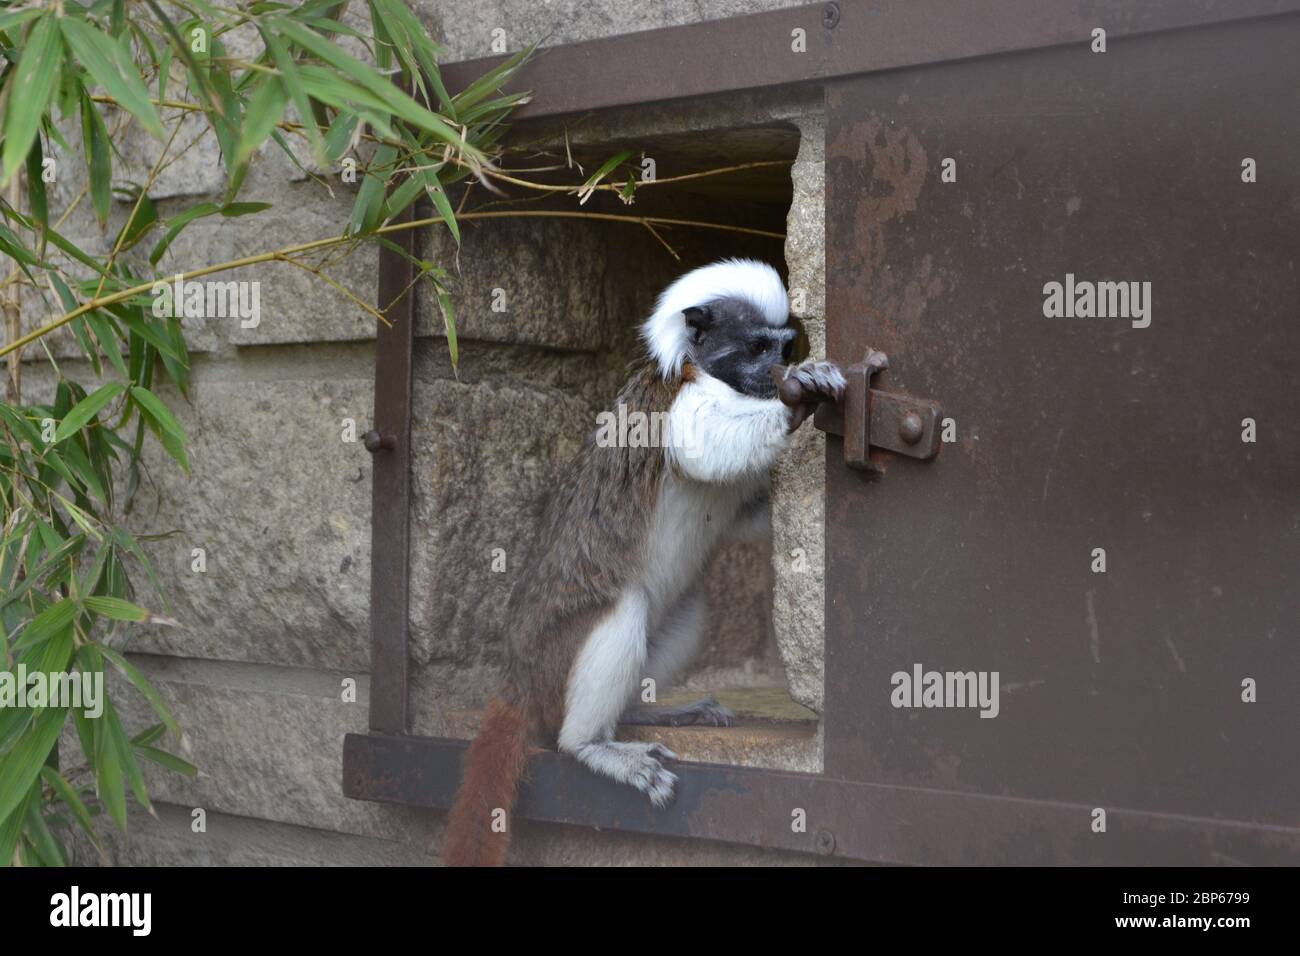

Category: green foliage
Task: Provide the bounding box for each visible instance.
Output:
[0,0,530,865]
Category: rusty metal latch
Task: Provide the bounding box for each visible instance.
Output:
[777,349,942,476]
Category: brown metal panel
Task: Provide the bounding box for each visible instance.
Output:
[343,733,1300,864]
[351,6,1300,862]
[439,0,1300,121]
[824,14,1300,842]
[366,206,419,735]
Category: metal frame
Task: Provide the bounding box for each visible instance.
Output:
[363,201,418,737]
[343,0,1300,862]
[439,0,1300,122]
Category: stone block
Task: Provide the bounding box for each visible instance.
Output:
[97,655,432,843]
[126,373,375,671]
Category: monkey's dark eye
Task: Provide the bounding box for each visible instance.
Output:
[749,338,768,357]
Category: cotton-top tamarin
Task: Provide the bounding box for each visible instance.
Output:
[442,258,845,866]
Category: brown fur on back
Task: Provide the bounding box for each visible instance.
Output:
[505,360,680,742]
[442,361,681,865]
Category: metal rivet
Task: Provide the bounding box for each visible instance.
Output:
[823,2,840,30]
[815,829,836,855]
[363,430,394,453]
[899,411,924,445]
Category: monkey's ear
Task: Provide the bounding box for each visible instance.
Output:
[683,305,712,344]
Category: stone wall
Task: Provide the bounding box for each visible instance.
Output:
[39,0,834,866]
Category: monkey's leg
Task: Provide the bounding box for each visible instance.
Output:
[558,589,679,807]
[621,588,735,728]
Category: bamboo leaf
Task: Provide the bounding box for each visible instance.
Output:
[0,8,43,34]
[148,202,219,265]
[450,43,533,113]
[220,202,273,217]
[112,306,184,362]
[129,386,188,443]
[103,698,152,813]
[0,781,37,867]
[25,137,48,230]
[84,596,151,622]
[131,723,167,747]
[0,535,86,613]
[259,23,326,164]
[238,75,290,164]
[0,707,66,825]
[61,497,103,542]
[25,797,70,865]
[157,315,191,396]
[79,90,114,225]
[69,316,104,378]
[136,746,197,777]
[295,65,396,138]
[435,284,458,371]
[129,386,190,474]
[86,312,128,378]
[40,766,101,852]
[61,437,109,503]
[111,187,159,251]
[54,382,126,444]
[11,598,77,654]
[94,708,127,832]
[2,14,62,184]
[0,404,41,448]
[274,18,467,151]
[60,17,166,139]
[578,149,633,205]
[322,110,358,162]
[349,143,396,236]
[424,168,460,244]
[0,221,38,267]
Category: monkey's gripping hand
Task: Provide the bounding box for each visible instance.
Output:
[773,359,850,432]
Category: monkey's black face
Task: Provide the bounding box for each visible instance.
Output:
[683,297,797,399]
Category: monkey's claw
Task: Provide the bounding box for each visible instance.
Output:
[646,742,678,761]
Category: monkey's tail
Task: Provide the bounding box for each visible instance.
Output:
[441,693,530,867]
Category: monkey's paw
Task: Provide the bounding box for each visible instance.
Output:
[627,742,678,808]
[783,359,847,404]
[684,697,735,727]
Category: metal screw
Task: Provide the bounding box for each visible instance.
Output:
[900,411,924,445]
[823,2,840,30]
[815,829,836,856]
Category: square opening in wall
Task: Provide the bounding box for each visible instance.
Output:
[405,124,821,775]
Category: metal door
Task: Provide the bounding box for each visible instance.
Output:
[824,16,1299,845]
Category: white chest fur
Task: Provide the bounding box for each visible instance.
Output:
[639,471,757,624]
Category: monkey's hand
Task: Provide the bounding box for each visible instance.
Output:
[773,360,849,432]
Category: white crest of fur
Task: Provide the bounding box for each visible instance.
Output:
[641,258,789,380]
